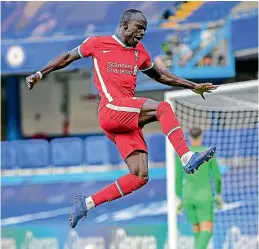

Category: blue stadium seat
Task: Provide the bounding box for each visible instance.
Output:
[201,128,258,158]
[85,135,123,165]
[1,127,257,171]
[202,130,233,158]
[2,1,173,39]
[85,136,109,165]
[50,138,84,167]
[232,13,258,51]
[146,133,166,163]
[181,2,240,23]
[16,139,50,169]
[106,139,123,165]
[1,141,18,170]
[237,128,258,157]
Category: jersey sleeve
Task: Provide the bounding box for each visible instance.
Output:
[78,37,96,58]
[139,47,154,72]
[210,157,222,195]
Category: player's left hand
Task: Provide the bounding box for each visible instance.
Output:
[192,83,219,99]
[215,195,224,210]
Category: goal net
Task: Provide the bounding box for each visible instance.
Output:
[165,80,258,249]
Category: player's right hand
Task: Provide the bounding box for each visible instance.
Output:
[176,198,184,215]
[215,195,224,210]
[26,72,41,90]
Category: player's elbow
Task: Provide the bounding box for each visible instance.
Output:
[57,52,75,68]
[153,68,171,84]
[63,52,74,65]
[157,74,171,85]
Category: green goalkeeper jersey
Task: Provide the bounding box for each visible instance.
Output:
[176,146,222,203]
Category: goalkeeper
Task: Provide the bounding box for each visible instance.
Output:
[176,127,223,249]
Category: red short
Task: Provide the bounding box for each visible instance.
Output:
[98,97,148,160]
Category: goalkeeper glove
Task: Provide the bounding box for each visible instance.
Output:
[215,195,223,210]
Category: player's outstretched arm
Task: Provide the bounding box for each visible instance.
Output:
[143,63,218,99]
[26,48,81,90]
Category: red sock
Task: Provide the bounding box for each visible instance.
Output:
[156,101,189,157]
[91,174,147,207]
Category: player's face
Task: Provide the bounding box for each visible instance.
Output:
[125,19,147,47]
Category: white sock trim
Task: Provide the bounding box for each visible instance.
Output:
[115,180,124,196]
[181,151,194,166]
[166,126,181,137]
[85,196,95,210]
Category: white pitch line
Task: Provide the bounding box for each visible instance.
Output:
[1,201,246,226]
[1,207,71,226]
[216,201,244,213]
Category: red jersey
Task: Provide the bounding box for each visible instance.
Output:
[78,34,153,108]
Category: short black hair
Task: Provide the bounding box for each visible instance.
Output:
[120,9,146,26]
[189,127,202,139]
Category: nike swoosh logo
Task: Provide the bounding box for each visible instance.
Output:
[103,50,111,53]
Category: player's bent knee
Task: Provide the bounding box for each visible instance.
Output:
[128,173,148,191]
[127,163,149,186]
[137,174,149,187]
[129,166,149,183]
[199,221,213,232]
[138,172,149,182]
[193,224,200,233]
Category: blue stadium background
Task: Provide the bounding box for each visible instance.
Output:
[1,1,258,249]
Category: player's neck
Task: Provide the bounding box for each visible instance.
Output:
[115,32,129,47]
[191,139,202,147]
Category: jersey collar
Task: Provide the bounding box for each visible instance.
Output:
[112,34,133,49]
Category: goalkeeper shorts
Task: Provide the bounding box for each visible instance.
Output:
[183,201,214,225]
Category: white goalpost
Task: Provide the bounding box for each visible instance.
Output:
[165,80,258,249]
